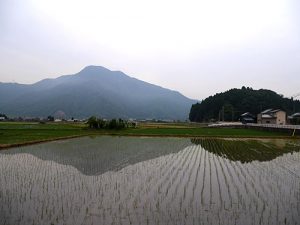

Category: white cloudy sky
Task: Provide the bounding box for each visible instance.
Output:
[1,0,300,100]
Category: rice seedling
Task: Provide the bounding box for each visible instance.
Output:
[0,136,299,225]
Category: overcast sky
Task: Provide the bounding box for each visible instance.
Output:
[1,0,300,100]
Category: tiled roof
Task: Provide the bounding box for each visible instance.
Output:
[291,112,300,117]
[261,109,273,114]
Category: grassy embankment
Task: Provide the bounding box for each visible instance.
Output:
[0,121,294,148]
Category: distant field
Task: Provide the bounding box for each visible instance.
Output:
[0,122,93,146]
[0,121,293,148]
[0,122,86,130]
[120,127,289,137]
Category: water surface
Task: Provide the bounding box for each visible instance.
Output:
[0,136,299,225]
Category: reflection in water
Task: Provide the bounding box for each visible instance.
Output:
[191,138,300,163]
[0,137,300,225]
[2,136,191,175]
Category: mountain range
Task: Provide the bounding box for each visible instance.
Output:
[0,66,195,120]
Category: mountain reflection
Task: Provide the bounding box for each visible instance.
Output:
[191,138,300,163]
[1,136,191,176]
[1,137,300,225]
[2,137,300,176]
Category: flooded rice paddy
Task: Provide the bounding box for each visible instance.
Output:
[0,136,300,225]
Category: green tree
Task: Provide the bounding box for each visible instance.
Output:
[108,119,117,129]
[189,87,300,122]
[87,116,98,129]
[47,115,54,121]
[0,113,8,119]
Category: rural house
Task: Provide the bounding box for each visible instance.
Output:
[287,112,300,125]
[257,109,286,125]
[240,112,255,124]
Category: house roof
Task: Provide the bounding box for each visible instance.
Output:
[260,109,285,114]
[241,112,249,117]
[270,109,284,113]
[241,112,252,117]
[261,109,273,114]
[291,112,300,117]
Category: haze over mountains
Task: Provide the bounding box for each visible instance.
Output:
[0,66,196,120]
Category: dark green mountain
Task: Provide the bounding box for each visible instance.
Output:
[0,66,195,120]
[189,87,300,122]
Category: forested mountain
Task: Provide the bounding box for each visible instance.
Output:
[0,66,195,120]
[189,87,300,122]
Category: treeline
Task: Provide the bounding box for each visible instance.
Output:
[0,113,8,118]
[189,87,300,122]
[87,116,136,129]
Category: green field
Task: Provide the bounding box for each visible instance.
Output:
[120,127,289,137]
[0,122,93,146]
[0,121,294,148]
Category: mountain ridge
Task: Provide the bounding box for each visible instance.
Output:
[0,66,196,120]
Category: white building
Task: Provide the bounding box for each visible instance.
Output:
[257,109,286,125]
